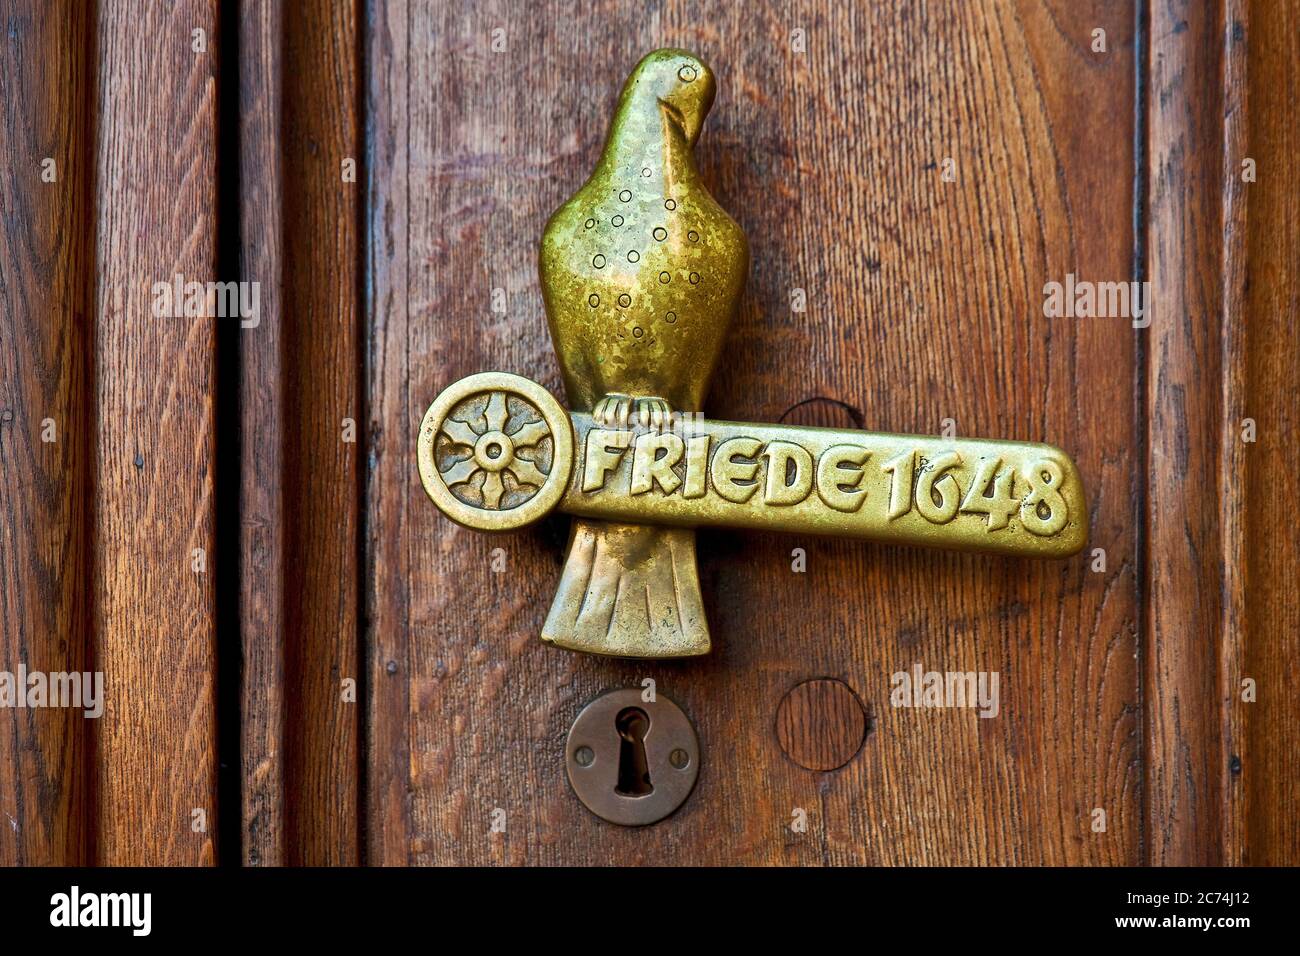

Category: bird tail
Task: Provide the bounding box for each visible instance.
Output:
[542,519,710,657]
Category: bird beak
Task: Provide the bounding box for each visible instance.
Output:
[680,106,706,147]
[661,100,700,146]
[662,70,714,148]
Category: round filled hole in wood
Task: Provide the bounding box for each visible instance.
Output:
[776,678,871,771]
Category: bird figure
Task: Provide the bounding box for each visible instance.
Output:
[538,48,748,657]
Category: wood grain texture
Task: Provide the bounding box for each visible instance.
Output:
[1142,0,1300,869]
[238,0,365,867]
[1,0,1290,868]
[1138,0,1300,867]
[366,0,1141,864]
[363,0,414,866]
[277,0,363,865]
[0,0,93,867]
[775,679,869,772]
[1144,0,1233,868]
[239,0,288,867]
[1229,0,1299,866]
[1217,0,1249,869]
[91,0,220,865]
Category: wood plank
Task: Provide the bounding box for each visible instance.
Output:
[364,0,414,866]
[278,0,362,865]
[1218,0,1249,868]
[1144,0,1300,870]
[0,0,93,867]
[91,0,220,865]
[239,0,288,867]
[1144,0,1238,866]
[1230,0,1300,866]
[369,0,1140,864]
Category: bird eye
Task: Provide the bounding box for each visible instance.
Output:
[678,65,697,83]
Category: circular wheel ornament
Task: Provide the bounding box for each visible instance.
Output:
[417,372,573,531]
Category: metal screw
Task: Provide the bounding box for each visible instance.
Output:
[574,745,594,767]
[670,748,690,769]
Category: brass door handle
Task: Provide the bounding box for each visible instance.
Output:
[416,49,1087,659]
[418,369,1087,657]
[419,370,1086,558]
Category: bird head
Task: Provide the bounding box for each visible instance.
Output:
[622,48,716,148]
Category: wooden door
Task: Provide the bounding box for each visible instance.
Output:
[2,0,1296,867]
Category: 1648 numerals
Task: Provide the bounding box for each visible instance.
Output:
[881,451,1069,536]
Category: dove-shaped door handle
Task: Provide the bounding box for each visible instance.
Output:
[416,50,1088,659]
[417,372,1088,645]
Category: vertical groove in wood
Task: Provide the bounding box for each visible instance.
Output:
[1147,0,1300,868]
[1235,0,1299,866]
[279,0,362,865]
[0,0,93,867]
[363,0,413,866]
[239,0,287,867]
[1217,0,1249,869]
[91,0,220,865]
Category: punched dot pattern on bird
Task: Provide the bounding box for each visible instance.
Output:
[568,171,728,358]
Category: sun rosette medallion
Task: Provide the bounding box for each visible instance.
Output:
[417,372,574,532]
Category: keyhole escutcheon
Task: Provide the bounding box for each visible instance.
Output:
[566,688,700,826]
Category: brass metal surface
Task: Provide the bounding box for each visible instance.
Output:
[420,371,1086,556]
[563,409,1087,559]
[539,48,747,414]
[415,48,1090,659]
[537,48,745,659]
[417,372,573,533]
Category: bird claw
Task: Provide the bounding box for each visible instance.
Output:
[592,394,674,431]
[592,394,633,428]
[633,397,674,431]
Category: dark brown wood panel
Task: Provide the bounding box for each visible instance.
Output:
[363,0,414,866]
[1,0,1294,870]
[239,0,288,867]
[0,0,93,867]
[90,0,220,865]
[1141,0,1300,868]
[278,0,364,865]
[1234,0,1300,866]
[238,0,365,867]
[1144,0,1232,868]
[367,0,1141,864]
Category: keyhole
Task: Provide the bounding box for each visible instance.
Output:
[614,707,654,797]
